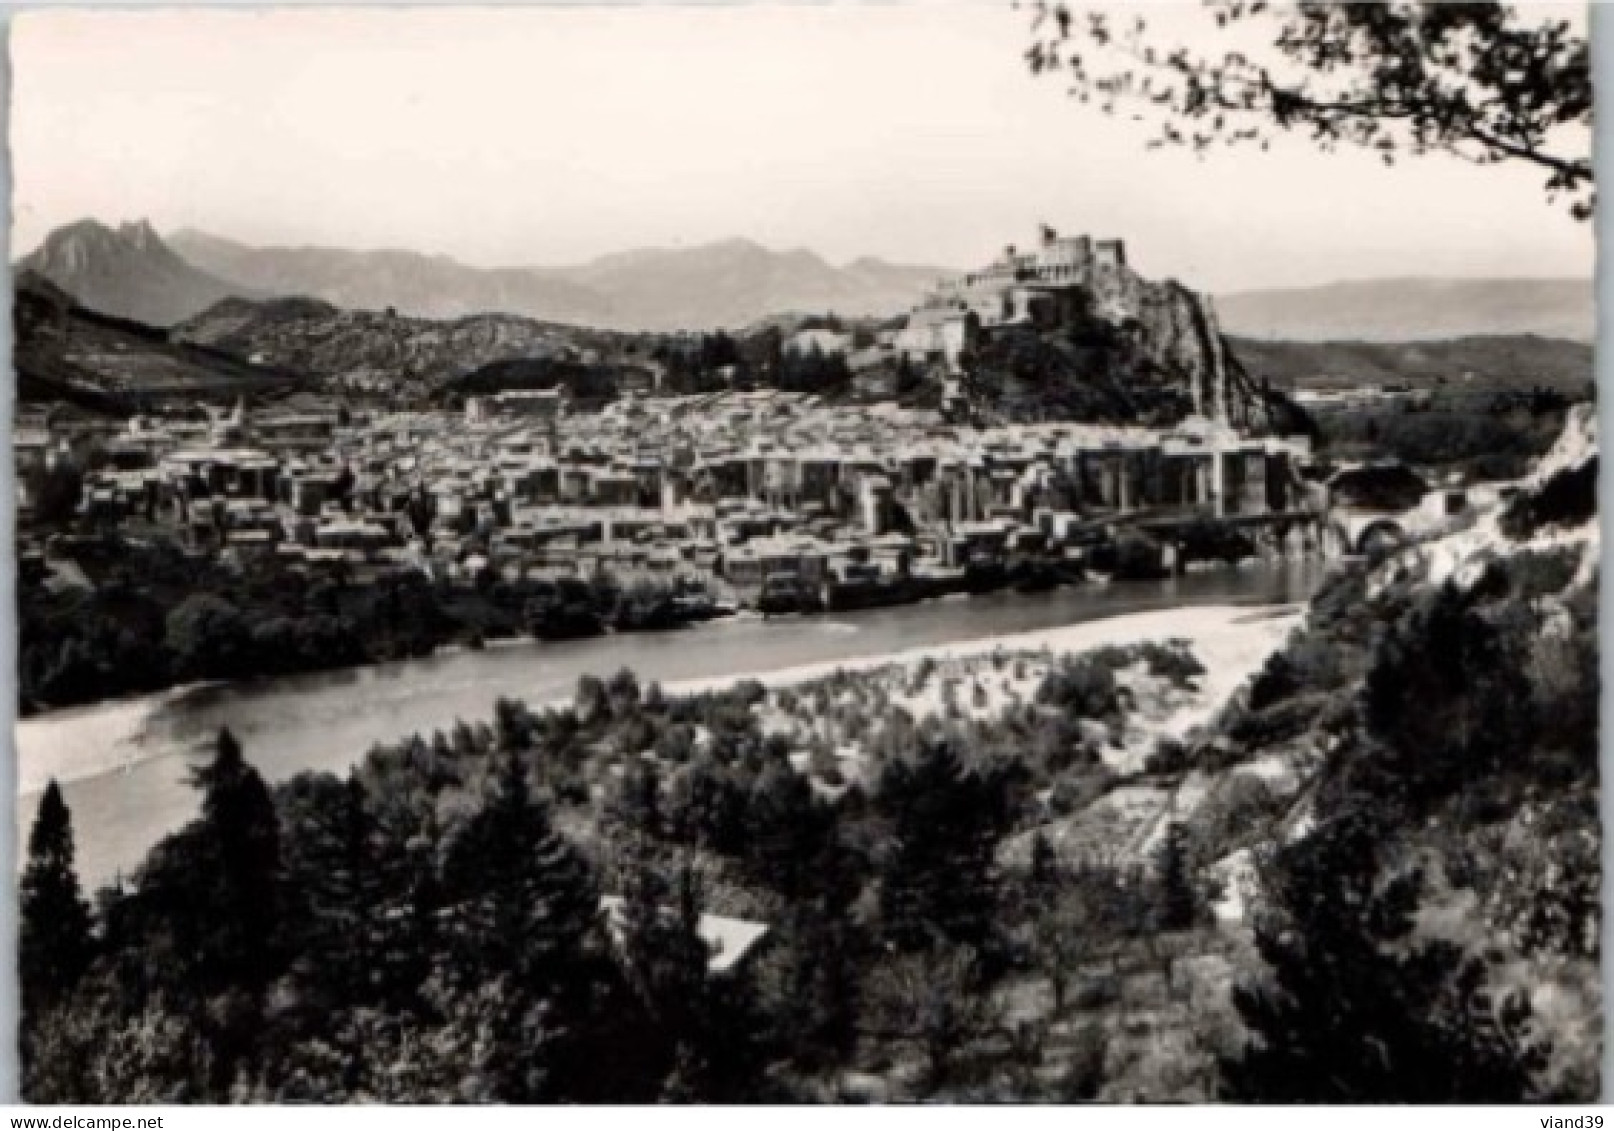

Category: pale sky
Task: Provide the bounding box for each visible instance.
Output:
[9,2,1596,293]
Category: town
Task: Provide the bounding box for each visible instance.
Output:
[11,0,1599,1108]
[17,231,1350,633]
[15,225,1512,724]
[21,388,1325,605]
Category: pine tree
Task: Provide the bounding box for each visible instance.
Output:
[186,727,284,989]
[86,729,290,1097]
[657,862,720,1099]
[277,774,385,1008]
[876,738,1013,952]
[1222,809,1549,1102]
[609,760,664,841]
[614,843,712,1089]
[445,755,601,979]
[1023,829,1064,927]
[774,898,861,1069]
[1028,831,1058,897]
[19,781,92,1022]
[440,754,604,1100]
[1154,821,1197,932]
[744,763,830,900]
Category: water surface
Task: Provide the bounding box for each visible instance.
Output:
[18,561,1322,887]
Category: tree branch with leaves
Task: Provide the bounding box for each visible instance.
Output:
[1023,2,1593,218]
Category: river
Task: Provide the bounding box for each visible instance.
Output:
[16,560,1322,888]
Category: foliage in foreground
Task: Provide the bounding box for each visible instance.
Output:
[19,551,1599,1100]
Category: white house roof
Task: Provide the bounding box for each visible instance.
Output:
[598,896,770,975]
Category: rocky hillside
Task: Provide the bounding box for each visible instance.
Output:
[1176,406,1599,1097]
[17,220,248,328]
[13,270,304,410]
[1106,271,1259,428]
[169,229,946,330]
[171,295,630,401]
[960,266,1297,433]
[988,404,1601,1099]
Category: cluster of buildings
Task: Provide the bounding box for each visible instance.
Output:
[780,227,1243,428]
[27,385,1321,607]
[18,227,1347,604]
[893,228,1134,372]
[774,229,1138,384]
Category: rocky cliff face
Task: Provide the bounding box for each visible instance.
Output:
[1085,262,1271,429]
[962,262,1285,430]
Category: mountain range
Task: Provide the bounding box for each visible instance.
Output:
[19,220,946,332]
[1216,276,1594,344]
[14,218,1597,344]
[1231,334,1594,396]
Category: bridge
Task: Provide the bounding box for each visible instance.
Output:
[1111,505,1322,557]
[1078,500,1455,563]
[1322,488,1477,558]
[1044,478,1472,564]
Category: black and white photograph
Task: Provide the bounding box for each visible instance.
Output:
[8,0,1602,1104]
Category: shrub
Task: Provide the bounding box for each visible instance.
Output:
[1070,975,1122,1011]
[1500,457,1597,540]
[1144,738,1191,777]
[1475,546,1583,602]
[1248,622,1360,716]
[1227,694,1328,751]
[1057,1025,1109,1101]
[1246,652,1301,712]
[1037,657,1120,720]
[1188,774,1283,859]
[1049,764,1116,818]
[1140,641,1206,689]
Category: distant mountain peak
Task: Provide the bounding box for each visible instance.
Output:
[163,226,953,330]
[19,218,248,327]
[38,216,161,253]
[117,218,160,249]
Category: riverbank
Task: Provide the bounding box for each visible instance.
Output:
[18,601,1301,800]
[19,550,1319,719]
[685,606,1303,847]
[668,603,1301,726]
[18,563,1322,888]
